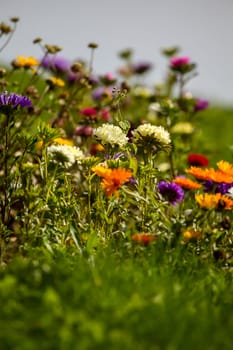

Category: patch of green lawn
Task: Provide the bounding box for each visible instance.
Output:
[1,245,233,350]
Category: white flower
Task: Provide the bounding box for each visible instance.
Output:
[132,123,171,146]
[149,102,161,113]
[94,124,128,147]
[47,144,84,168]
[227,187,233,199]
[171,122,194,134]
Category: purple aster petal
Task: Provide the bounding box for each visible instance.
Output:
[216,182,233,195]
[0,91,32,110]
[203,180,214,192]
[157,180,184,205]
[41,55,71,72]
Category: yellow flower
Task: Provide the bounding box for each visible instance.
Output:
[92,165,112,178]
[54,138,74,146]
[183,229,202,241]
[47,76,65,87]
[14,56,39,68]
[195,193,233,210]
[217,160,233,177]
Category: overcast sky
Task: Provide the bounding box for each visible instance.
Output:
[1,0,233,105]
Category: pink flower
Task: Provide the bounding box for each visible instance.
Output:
[170,56,190,68]
[80,107,98,118]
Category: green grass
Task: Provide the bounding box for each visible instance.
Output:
[1,244,233,350]
[194,106,233,164]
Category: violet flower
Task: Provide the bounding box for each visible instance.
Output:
[157,180,184,205]
[194,98,209,111]
[0,91,32,111]
[41,55,71,72]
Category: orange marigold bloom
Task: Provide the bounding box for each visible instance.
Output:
[195,193,233,210]
[101,168,132,197]
[186,167,213,181]
[173,176,201,189]
[217,160,233,177]
[186,167,233,183]
[131,233,158,245]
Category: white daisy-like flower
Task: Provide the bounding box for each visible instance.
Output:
[47,144,84,168]
[93,124,128,147]
[227,187,233,199]
[132,123,171,147]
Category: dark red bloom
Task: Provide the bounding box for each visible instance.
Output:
[187,153,209,167]
[80,107,98,118]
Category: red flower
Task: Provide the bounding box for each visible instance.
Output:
[131,233,158,245]
[80,107,98,118]
[187,153,209,167]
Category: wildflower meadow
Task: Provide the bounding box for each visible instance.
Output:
[1,17,233,350]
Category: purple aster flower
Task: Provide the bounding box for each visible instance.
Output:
[0,91,32,111]
[194,98,209,111]
[203,180,215,192]
[41,55,71,72]
[216,182,233,195]
[157,180,184,205]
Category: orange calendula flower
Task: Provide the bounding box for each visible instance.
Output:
[186,167,233,183]
[195,193,233,210]
[92,166,132,197]
[14,56,39,68]
[173,176,201,189]
[101,168,132,197]
[131,233,158,245]
[217,160,233,177]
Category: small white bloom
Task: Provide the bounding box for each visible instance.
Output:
[132,123,171,146]
[149,102,161,113]
[94,124,128,147]
[227,187,233,199]
[47,144,84,168]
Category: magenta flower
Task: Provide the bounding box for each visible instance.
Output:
[170,56,190,68]
[194,98,209,111]
[80,107,98,118]
[157,180,184,205]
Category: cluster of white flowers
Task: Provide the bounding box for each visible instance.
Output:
[132,123,171,146]
[94,124,128,147]
[47,144,84,168]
